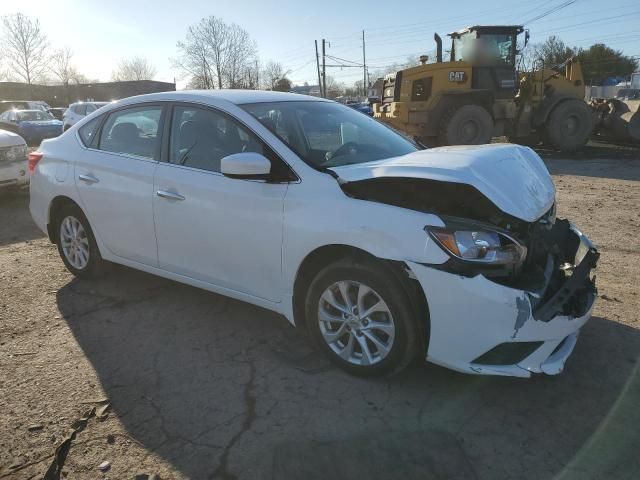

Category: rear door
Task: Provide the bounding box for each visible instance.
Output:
[74,103,165,266]
[153,103,290,301]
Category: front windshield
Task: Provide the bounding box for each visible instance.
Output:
[17,110,54,121]
[241,101,417,168]
[454,32,515,65]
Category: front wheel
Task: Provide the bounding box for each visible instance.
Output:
[55,204,105,278]
[544,99,593,152]
[304,259,420,377]
[439,104,494,146]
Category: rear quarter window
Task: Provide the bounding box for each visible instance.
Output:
[78,115,103,148]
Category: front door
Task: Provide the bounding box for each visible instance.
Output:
[153,104,289,301]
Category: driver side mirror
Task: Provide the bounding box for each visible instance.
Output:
[220,152,271,179]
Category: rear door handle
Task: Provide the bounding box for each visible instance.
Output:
[156,190,185,201]
[78,174,99,184]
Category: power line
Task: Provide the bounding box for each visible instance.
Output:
[524,0,578,25]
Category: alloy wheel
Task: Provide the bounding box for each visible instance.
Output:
[60,216,90,270]
[318,280,396,366]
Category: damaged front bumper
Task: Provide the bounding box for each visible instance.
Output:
[408,224,599,378]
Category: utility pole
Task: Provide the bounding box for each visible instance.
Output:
[322,39,326,98]
[362,30,367,99]
[315,40,322,98]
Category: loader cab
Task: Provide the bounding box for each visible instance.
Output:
[449,25,522,99]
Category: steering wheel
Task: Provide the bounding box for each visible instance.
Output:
[325,141,359,162]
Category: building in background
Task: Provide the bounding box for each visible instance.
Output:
[0,80,176,107]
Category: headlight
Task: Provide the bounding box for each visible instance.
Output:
[5,145,28,162]
[427,227,527,265]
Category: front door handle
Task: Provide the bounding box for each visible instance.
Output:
[156,190,185,201]
[78,174,99,184]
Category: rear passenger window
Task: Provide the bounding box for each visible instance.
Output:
[98,106,163,160]
[78,116,103,147]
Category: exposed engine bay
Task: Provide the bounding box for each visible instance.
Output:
[340,176,599,322]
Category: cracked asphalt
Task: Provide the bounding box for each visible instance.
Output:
[1,154,639,479]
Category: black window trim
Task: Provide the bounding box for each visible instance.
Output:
[162,101,298,183]
[91,102,168,162]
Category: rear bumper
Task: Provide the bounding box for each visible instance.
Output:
[407,224,598,378]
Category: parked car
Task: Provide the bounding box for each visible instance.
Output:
[29,91,599,378]
[0,129,28,189]
[62,102,109,131]
[0,109,63,146]
[47,107,68,120]
[348,102,374,116]
[0,100,49,114]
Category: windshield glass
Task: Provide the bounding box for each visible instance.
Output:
[454,32,515,65]
[17,110,54,121]
[241,101,417,168]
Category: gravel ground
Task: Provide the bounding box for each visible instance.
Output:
[0,153,639,480]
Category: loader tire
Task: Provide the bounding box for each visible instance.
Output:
[544,99,593,152]
[439,104,493,146]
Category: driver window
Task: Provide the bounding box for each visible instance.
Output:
[169,106,265,173]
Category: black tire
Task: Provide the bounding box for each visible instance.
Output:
[544,99,593,152]
[304,258,420,377]
[54,204,105,278]
[439,104,493,146]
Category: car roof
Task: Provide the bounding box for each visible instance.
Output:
[14,109,47,114]
[69,101,109,106]
[116,89,330,106]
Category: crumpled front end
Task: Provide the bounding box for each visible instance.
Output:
[409,222,598,377]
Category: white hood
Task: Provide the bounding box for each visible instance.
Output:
[0,129,26,148]
[330,144,556,223]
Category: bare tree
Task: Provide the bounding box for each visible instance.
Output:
[324,76,344,99]
[112,56,157,81]
[49,47,78,85]
[262,61,289,90]
[174,16,259,89]
[174,23,215,89]
[1,13,48,84]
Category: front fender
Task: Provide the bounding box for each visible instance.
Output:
[281,177,450,298]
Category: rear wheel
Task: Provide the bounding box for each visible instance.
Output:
[544,99,593,152]
[55,204,105,278]
[304,259,419,377]
[439,104,493,146]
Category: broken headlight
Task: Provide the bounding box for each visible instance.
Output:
[427,227,527,266]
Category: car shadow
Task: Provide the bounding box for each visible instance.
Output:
[55,267,640,479]
[0,189,45,246]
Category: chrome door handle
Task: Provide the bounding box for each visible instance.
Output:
[78,174,99,184]
[156,190,185,201]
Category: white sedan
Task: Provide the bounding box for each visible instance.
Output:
[29,91,599,378]
[0,129,28,189]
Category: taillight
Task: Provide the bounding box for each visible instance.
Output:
[28,151,43,173]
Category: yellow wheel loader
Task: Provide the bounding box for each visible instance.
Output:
[373,25,593,152]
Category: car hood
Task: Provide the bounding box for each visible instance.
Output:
[0,128,26,147]
[329,143,556,223]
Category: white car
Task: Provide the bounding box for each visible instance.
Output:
[0,129,28,189]
[62,102,109,131]
[29,91,599,378]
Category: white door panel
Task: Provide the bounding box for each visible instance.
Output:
[153,163,287,301]
[75,151,158,265]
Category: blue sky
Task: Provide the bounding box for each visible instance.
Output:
[2,0,639,87]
